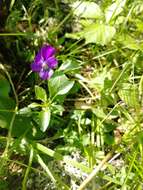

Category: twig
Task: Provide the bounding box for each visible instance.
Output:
[78,151,113,190]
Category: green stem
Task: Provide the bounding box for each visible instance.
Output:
[0,64,19,157]
[121,151,137,189]
[22,147,34,190]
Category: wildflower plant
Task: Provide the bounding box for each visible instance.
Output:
[31,44,58,80]
[28,44,75,132]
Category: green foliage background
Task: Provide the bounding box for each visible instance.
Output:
[0,0,143,189]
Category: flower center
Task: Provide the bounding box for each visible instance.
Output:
[42,62,48,71]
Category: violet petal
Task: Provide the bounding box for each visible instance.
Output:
[34,50,42,64]
[41,45,56,60]
[47,56,58,69]
[39,69,54,80]
[31,62,41,72]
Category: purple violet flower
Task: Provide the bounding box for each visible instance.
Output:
[31,44,58,80]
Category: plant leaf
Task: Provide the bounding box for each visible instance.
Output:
[118,83,140,108]
[35,143,92,174]
[36,154,56,182]
[48,72,74,99]
[0,78,10,97]
[80,24,116,45]
[72,1,103,19]
[117,34,141,50]
[59,59,80,72]
[0,97,15,129]
[105,0,126,23]
[139,75,143,96]
[35,85,47,102]
[38,109,51,132]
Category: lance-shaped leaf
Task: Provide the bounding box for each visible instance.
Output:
[38,109,51,132]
